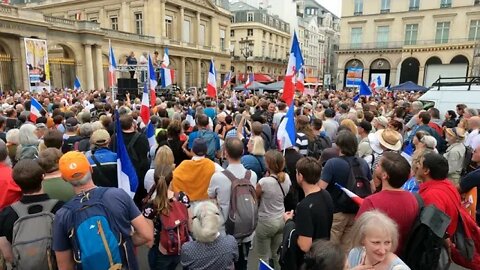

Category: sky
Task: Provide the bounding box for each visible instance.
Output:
[315,0,342,17]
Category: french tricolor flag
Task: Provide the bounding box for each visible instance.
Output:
[140,82,150,125]
[115,110,138,198]
[161,68,174,88]
[222,71,232,89]
[276,103,296,150]
[161,48,170,68]
[108,43,117,88]
[30,98,43,123]
[335,183,364,206]
[148,55,157,107]
[296,66,305,92]
[245,73,254,89]
[146,122,156,148]
[282,31,304,105]
[207,59,217,98]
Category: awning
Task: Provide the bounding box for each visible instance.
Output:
[305,77,321,84]
[238,73,275,83]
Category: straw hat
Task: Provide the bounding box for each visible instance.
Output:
[376,128,402,151]
[445,127,466,140]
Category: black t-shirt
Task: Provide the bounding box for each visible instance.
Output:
[62,135,83,153]
[0,194,64,243]
[294,190,334,240]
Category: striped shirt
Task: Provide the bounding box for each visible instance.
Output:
[296,132,309,156]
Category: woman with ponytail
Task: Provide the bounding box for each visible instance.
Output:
[143,164,190,270]
[255,150,292,269]
[181,201,238,269]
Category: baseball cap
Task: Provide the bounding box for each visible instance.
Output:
[90,129,110,146]
[192,138,208,156]
[65,117,78,127]
[59,151,91,182]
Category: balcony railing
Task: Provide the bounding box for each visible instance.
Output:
[409,6,419,11]
[339,38,474,50]
[0,4,18,16]
[103,28,155,43]
[353,11,363,16]
[440,3,452,8]
[380,9,390,14]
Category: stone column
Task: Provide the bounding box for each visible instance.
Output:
[418,66,425,86]
[18,37,30,91]
[195,12,201,45]
[180,56,186,90]
[94,45,105,90]
[160,0,166,37]
[196,58,202,87]
[120,1,130,32]
[178,7,184,42]
[84,44,95,90]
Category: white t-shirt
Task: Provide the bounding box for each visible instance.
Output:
[258,174,291,220]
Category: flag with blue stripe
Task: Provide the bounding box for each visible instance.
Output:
[146,122,156,148]
[74,77,81,91]
[115,110,138,198]
[259,260,274,270]
[353,93,360,103]
[359,80,372,96]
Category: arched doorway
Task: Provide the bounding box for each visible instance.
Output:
[451,55,470,77]
[424,56,443,86]
[0,41,14,92]
[48,44,76,90]
[399,57,420,84]
[369,58,391,87]
[344,59,364,88]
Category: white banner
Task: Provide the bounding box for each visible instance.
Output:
[24,38,51,92]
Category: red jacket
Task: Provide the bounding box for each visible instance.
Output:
[419,179,461,236]
[0,163,21,210]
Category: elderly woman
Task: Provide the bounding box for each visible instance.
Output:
[301,240,347,270]
[444,127,466,184]
[16,123,39,160]
[181,201,238,270]
[6,129,19,165]
[348,210,410,269]
[37,148,75,202]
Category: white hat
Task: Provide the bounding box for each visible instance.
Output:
[368,132,383,154]
[376,129,402,151]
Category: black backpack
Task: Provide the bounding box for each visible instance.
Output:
[401,194,451,270]
[461,146,475,177]
[126,132,141,165]
[336,157,372,214]
[307,134,331,159]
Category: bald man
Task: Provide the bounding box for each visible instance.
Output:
[466,116,480,150]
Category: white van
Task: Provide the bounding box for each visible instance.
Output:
[418,77,480,118]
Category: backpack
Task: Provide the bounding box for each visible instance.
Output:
[222,169,258,239]
[278,220,299,270]
[336,157,372,213]
[307,134,331,159]
[11,199,59,270]
[401,194,451,270]
[158,201,189,255]
[461,146,475,177]
[63,187,129,270]
[197,130,217,161]
[126,132,141,165]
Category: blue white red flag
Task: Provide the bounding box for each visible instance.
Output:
[223,71,232,89]
[259,260,274,270]
[73,76,81,91]
[108,43,117,88]
[146,122,156,148]
[353,93,360,103]
[161,68,174,87]
[245,73,254,89]
[140,82,150,124]
[335,183,364,206]
[161,48,170,68]
[282,31,304,105]
[30,98,43,123]
[207,59,217,97]
[276,104,296,150]
[148,55,157,107]
[360,80,373,96]
[296,66,305,92]
[115,110,138,198]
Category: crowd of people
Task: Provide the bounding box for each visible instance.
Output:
[0,86,479,270]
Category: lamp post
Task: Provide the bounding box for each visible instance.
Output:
[239,37,254,83]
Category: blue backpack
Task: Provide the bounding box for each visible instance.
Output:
[197,130,218,160]
[64,187,128,270]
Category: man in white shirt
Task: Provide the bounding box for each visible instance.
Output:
[272,102,287,131]
[466,116,480,150]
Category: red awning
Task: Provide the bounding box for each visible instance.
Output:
[238,73,274,83]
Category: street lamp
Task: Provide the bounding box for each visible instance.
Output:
[239,37,254,83]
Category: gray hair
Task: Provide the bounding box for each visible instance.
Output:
[6,129,19,144]
[79,123,94,137]
[0,140,8,162]
[412,101,423,112]
[91,121,105,132]
[18,123,39,146]
[191,201,222,243]
[465,108,479,117]
[351,210,399,253]
[69,171,92,187]
[421,135,437,151]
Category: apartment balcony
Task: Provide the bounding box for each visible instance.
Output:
[339,38,475,51]
[380,9,390,14]
[409,6,419,11]
[440,3,452,8]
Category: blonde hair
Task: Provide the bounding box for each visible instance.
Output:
[351,210,399,253]
[154,145,175,169]
[340,119,358,135]
[191,201,222,243]
[265,150,286,183]
[251,136,265,156]
[152,164,173,215]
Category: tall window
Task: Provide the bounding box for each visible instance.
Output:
[354,0,363,15]
[110,16,118,30]
[199,24,206,45]
[377,26,390,47]
[409,0,420,10]
[165,16,173,39]
[247,29,253,36]
[182,20,191,43]
[230,29,234,37]
[435,22,450,44]
[134,12,143,35]
[90,17,98,23]
[381,0,390,12]
[220,29,226,50]
[247,12,254,22]
[405,24,418,45]
[262,42,266,56]
[351,27,362,48]
[440,0,451,8]
[469,20,480,41]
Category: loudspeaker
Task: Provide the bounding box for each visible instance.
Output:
[117,78,139,100]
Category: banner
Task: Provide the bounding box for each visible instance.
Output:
[370,73,386,88]
[346,67,363,87]
[24,38,51,92]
